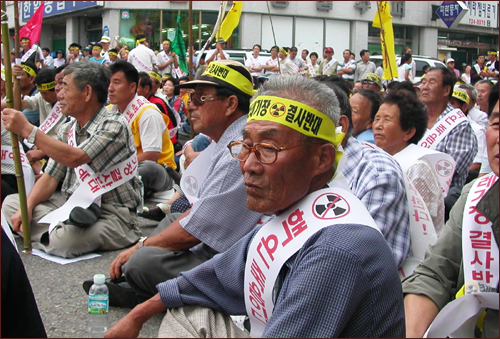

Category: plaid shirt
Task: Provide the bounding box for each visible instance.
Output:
[342,137,410,267]
[45,106,141,209]
[429,103,478,189]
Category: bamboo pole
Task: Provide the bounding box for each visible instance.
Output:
[2,1,32,253]
[188,1,193,81]
[376,1,395,81]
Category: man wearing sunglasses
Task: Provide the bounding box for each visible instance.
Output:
[105,75,404,338]
[90,60,262,308]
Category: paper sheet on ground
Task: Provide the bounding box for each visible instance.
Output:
[23,249,101,265]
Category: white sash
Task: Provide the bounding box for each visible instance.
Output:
[160,51,172,65]
[21,44,39,63]
[307,63,317,77]
[131,53,152,72]
[180,142,216,204]
[1,144,35,195]
[397,178,438,280]
[418,109,468,150]
[244,185,379,337]
[39,123,138,232]
[117,95,159,127]
[39,102,64,134]
[322,57,337,74]
[288,59,300,74]
[173,66,187,78]
[394,144,455,197]
[462,172,499,288]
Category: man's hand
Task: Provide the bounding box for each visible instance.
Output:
[10,208,32,233]
[26,149,45,163]
[12,64,23,78]
[104,314,143,338]
[2,108,33,138]
[184,151,200,169]
[110,246,137,279]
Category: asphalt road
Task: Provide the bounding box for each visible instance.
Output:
[16,216,163,338]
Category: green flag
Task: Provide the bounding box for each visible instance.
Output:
[171,14,188,74]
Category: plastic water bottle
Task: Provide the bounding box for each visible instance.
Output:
[88,274,109,337]
[137,175,144,213]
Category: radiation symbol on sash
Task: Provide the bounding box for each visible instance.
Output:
[269,102,286,118]
[184,176,198,196]
[436,159,454,177]
[312,192,350,220]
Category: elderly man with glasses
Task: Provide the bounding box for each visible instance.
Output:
[105,76,405,338]
[85,60,262,308]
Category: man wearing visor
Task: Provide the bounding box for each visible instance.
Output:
[105,76,405,338]
[89,60,262,309]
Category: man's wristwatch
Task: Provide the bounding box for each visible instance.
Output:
[138,236,148,249]
[27,126,38,144]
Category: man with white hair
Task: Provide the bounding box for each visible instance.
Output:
[104,75,405,338]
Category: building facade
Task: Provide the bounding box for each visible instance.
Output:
[5,1,499,65]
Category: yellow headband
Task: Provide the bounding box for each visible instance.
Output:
[280,47,289,55]
[202,62,254,96]
[488,51,498,55]
[148,71,162,82]
[453,88,470,105]
[93,46,102,51]
[108,51,118,56]
[37,81,55,91]
[162,40,171,45]
[163,74,172,79]
[69,47,80,51]
[20,38,30,42]
[248,95,345,168]
[136,38,146,47]
[21,64,36,77]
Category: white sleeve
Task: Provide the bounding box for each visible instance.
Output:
[138,109,166,153]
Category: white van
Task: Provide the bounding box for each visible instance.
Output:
[369,55,447,83]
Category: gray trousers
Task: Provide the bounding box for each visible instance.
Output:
[122,213,208,302]
[2,192,142,258]
[158,306,249,338]
[138,160,173,194]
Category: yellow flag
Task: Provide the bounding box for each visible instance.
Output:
[373,1,398,80]
[216,1,243,42]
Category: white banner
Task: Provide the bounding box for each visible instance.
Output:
[244,185,379,337]
[462,172,499,288]
[424,292,499,338]
[394,144,456,197]
[180,142,216,204]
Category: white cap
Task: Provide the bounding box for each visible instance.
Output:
[100,36,111,44]
[93,274,106,285]
[446,58,455,64]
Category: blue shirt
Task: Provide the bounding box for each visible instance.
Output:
[157,223,405,337]
[342,137,410,267]
[355,128,375,144]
